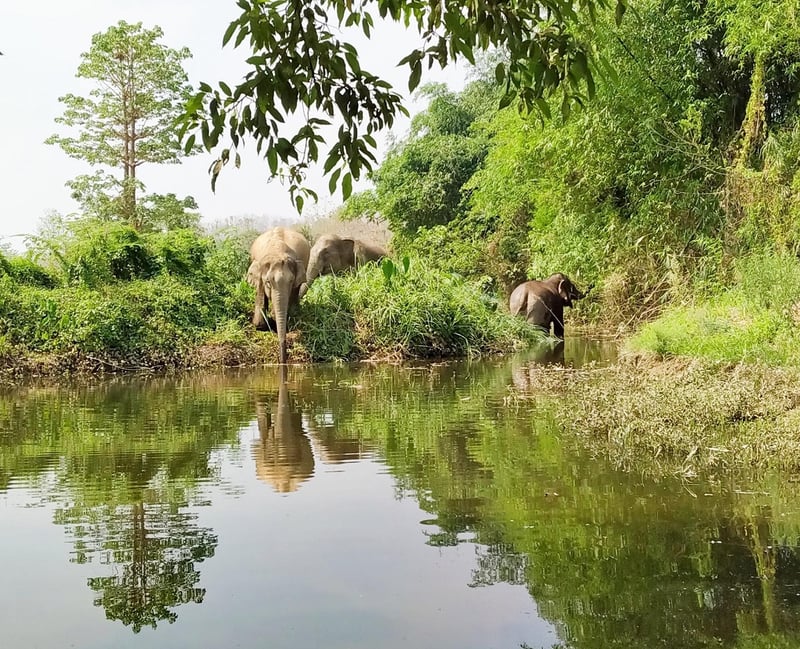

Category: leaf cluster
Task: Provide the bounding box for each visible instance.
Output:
[182,0,627,204]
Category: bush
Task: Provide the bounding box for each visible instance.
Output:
[0,254,59,288]
[299,257,544,360]
[629,253,800,365]
[0,275,234,365]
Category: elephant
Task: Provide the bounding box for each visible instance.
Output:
[252,367,315,493]
[509,273,587,338]
[247,227,311,364]
[298,233,387,298]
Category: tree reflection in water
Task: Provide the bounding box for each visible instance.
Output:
[3,347,800,647]
[0,377,251,632]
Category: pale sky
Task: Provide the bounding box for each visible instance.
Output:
[0,1,467,251]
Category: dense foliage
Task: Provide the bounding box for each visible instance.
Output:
[182,0,626,206]
[298,259,543,360]
[0,221,539,371]
[14,0,800,369]
[47,21,198,230]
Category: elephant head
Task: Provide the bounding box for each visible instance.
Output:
[298,234,387,298]
[247,227,310,364]
[548,273,586,307]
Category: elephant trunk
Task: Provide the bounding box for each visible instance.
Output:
[298,262,319,299]
[272,287,289,365]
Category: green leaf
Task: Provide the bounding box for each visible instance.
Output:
[342,172,353,199]
[267,146,278,174]
[535,97,552,120]
[408,60,422,93]
[494,63,505,85]
[328,168,341,194]
[222,21,238,47]
[381,258,396,283]
[615,0,627,26]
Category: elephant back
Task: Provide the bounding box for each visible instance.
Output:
[250,226,310,265]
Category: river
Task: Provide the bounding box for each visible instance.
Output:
[1,338,799,648]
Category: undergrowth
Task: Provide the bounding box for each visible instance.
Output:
[520,360,800,475]
[298,261,545,361]
[629,253,800,365]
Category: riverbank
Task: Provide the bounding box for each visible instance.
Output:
[519,357,800,476]
[0,224,548,380]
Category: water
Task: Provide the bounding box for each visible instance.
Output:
[1,339,800,648]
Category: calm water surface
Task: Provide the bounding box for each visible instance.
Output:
[2,338,800,648]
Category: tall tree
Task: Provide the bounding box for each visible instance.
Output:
[180,0,627,209]
[712,0,800,168]
[47,21,197,230]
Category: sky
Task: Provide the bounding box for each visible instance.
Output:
[0,1,467,251]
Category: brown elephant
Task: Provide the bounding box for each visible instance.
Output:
[247,227,311,364]
[298,233,386,298]
[509,273,587,338]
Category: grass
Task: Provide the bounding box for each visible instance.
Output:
[298,261,545,361]
[628,253,800,365]
[516,359,800,476]
[0,254,547,374]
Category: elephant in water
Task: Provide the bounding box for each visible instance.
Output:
[247,227,311,364]
[252,368,315,493]
[509,273,587,338]
[298,233,386,298]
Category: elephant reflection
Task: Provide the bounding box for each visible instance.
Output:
[252,372,315,493]
[510,342,566,392]
[304,412,365,465]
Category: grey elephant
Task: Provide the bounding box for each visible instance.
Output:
[509,273,587,338]
[298,233,387,298]
[247,227,311,364]
[253,368,314,493]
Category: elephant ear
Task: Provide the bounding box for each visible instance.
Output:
[557,279,573,306]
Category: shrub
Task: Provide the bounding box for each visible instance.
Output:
[299,258,544,361]
[0,255,59,288]
[629,253,800,365]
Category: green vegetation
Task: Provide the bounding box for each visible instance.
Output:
[12,0,800,371]
[298,259,542,361]
[46,20,198,230]
[0,222,540,374]
[184,0,625,205]
[331,0,800,363]
[630,254,800,364]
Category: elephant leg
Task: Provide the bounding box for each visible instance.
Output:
[551,307,565,338]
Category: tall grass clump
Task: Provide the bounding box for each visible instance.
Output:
[629,252,800,365]
[299,259,545,361]
[0,222,256,371]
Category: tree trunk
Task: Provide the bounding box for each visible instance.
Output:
[737,51,767,170]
